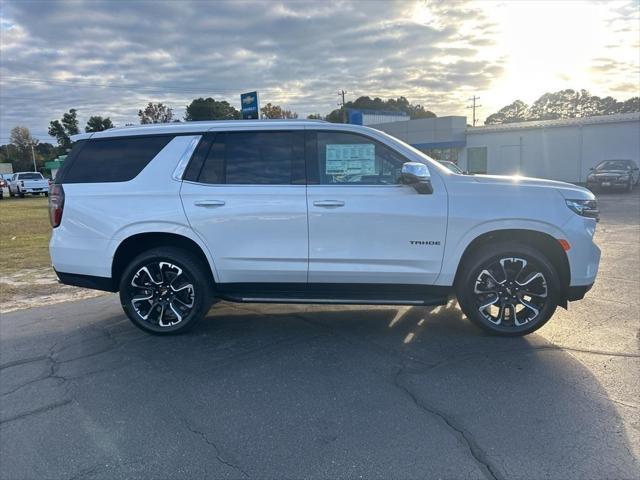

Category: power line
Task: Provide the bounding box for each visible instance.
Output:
[466,95,482,126]
[338,89,348,123]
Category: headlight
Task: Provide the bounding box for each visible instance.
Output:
[566,199,599,220]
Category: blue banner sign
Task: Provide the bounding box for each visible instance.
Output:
[240,91,260,119]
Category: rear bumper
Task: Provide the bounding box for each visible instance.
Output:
[20,186,48,193]
[55,270,116,292]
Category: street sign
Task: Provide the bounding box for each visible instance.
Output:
[240,91,260,119]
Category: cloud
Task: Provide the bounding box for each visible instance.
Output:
[0,0,501,141]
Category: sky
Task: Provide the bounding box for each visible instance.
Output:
[0,0,638,143]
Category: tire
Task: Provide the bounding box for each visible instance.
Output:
[44,192,49,197]
[9,188,14,197]
[626,180,633,193]
[456,241,561,336]
[18,188,24,198]
[119,247,213,335]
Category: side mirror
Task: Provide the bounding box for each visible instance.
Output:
[401,162,433,194]
[589,167,594,171]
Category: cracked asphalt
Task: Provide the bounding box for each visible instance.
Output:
[1,190,639,480]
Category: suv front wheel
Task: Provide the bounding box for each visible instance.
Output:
[119,247,213,334]
[456,242,561,336]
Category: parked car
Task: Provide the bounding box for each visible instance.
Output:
[0,178,8,199]
[50,120,600,337]
[438,160,465,174]
[8,172,49,197]
[586,159,639,192]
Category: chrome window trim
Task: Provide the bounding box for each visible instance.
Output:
[172,135,202,181]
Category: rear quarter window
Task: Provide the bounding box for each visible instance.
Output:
[59,135,173,183]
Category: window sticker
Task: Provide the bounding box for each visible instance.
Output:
[325,144,375,176]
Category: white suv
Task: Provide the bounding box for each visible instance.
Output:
[49,120,600,336]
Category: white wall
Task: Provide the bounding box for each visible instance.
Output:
[374,116,466,146]
[464,118,640,182]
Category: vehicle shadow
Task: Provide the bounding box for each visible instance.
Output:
[1,299,638,479]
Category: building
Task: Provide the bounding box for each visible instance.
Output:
[372,116,467,164]
[374,112,640,183]
[347,108,409,126]
[0,162,13,175]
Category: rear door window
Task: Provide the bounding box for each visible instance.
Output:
[195,131,305,185]
[59,136,173,183]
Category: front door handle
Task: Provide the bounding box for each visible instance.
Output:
[194,200,225,207]
[313,200,345,208]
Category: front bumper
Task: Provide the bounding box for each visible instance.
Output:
[563,214,601,287]
[587,178,630,189]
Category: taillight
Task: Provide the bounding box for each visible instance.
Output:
[49,184,65,228]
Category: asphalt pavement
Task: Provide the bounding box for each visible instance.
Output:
[1,190,639,480]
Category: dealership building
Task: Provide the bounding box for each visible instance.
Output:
[366,112,640,183]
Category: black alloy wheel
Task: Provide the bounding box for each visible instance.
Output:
[119,247,212,334]
[457,242,560,336]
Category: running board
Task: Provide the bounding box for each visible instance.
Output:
[214,283,451,307]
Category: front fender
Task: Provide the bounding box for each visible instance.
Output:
[435,219,566,286]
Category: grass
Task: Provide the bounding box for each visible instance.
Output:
[0,196,106,310]
[0,196,52,276]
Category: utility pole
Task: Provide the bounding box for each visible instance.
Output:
[466,95,482,126]
[30,143,37,172]
[338,90,347,123]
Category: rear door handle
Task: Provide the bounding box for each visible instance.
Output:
[194,200,225,207]
[313,200,345,208]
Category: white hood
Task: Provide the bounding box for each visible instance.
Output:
[471,174,595,200]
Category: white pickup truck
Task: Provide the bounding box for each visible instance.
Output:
[8,172,49,197]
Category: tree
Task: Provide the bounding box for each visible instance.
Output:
[260,103,298,119]
[49,109,79,148]
[185,97,240,121]
[85,116,114,132]
[485,100,529,125]
[9,126,39,171]
[307,113,323,119]
[407,103,437,119]
[62,108,79,135]
[619,97,640,113]
[35,142,59,161]
[325,96,436,123]
[138,102,173,124]
[485,90,640,125]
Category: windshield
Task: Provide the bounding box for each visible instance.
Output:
[595,160,630,171]
[439,161,464,174]
[18,173,44,180]
[370,128,451,175]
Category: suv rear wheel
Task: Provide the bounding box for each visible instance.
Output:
[119,247,213,335]
[456,242,560,336]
